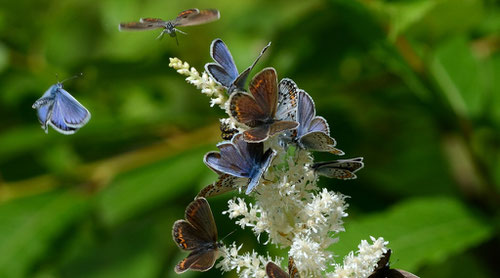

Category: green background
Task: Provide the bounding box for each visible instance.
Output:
[0,0,499,277]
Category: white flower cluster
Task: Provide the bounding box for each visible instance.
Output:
[217,242,282,278]
[169,58,387,278]
[168,57,226,109]
[328,237,389,278]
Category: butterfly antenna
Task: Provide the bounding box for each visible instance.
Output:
[60,72,83,84]
[220,229,237,242]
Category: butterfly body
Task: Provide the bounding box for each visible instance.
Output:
[172,198,220,273]
[32,82,90,135]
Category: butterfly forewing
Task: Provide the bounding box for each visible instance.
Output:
[232,42,272,90]
[57,88,90,128]
[208,39,239,83]
[249,68,278,119]
[276,78,299,121]
[230,91,269,126]
[266,262,289,278]
[174,9,220,27]
[172,220,206,250]
[184,198,218,242]
[119,21,163,31]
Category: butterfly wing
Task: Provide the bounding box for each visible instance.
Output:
[296,91,317,138]
[119,21,164,31]
[288,257,300,278]
[276,78,299,121]
[243,125,271,143]
[56,88,90,128]
[229,91,270,127]
[204,137,253,177]
[266,262,289,278]
[246,148,276,194]
[184,198,217,243]
[232,42,271,91]
[269,121,299,138]
[36,102,52,132]
[298,131,343,155]
[197,174,241,198]
[249,68,278,119]
[312,157,364,179]
[48,97,79,134]
[172,220,206,251]
[205,39,239,87]
[308,116,330,134]
[175,248,217,273]
[390,269,420,278]
[174,9,220,27]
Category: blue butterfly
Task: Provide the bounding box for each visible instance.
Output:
[32,82,90,134]
[205,38,271,94]
[204,133,276,194]
[281,89,343,155]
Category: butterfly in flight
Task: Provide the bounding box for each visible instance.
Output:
[32,75,90,135]
[266,257,300,278]
[172,197,221,273]
[119,8,220,45]
[205,38,271,94]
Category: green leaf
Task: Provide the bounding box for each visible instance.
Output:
[330,197,494,272]
[430,36,484,118]
[0,190,88,278]
[95,145,213,227]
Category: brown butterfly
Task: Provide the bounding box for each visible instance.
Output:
[369,249,420,278]
[312,157,364,180]
[229,67,299,142]
[119,8,220,45]
[266,257,301,278]
[172,197,221,273]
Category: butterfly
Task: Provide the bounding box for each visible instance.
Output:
[119,9,220,45]
[204,133,276,194]
[266,257,300,278]
[282,89,344,155]
[205,38,271,94]
[369,249,420,278]
[32,80,90,135]
[172,197,221,273]
[312,157,364,179]
[229,67,299,142]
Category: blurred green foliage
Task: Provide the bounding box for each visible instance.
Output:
[0,0,499,277]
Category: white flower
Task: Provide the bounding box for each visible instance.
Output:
[328,237,388,278]
[168,57,226,108]
[217,242,280,278]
